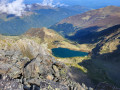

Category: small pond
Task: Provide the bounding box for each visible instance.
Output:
[52,48,88,58]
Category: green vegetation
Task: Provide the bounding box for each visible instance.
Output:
[50,23,78,36]
[81,58,120,87]
[56,56,90,73]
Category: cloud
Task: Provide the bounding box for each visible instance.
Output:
[42,0,54,6]
[0,0,26,16]
[0,0,68,16]
[41,0,68,7]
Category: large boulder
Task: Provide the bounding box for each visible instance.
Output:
[0,50,30,78]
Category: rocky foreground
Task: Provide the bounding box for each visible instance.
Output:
[0,49,120,90]
[0,48,90,90]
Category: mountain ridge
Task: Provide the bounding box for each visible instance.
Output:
[50,6,120,36]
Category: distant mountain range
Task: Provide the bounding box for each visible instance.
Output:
[0,4,90,35]
[50,6,120,36]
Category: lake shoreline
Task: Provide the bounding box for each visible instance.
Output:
[52,47,88,58]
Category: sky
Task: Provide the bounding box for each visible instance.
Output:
[24,0,120,8]
[0,0,120,16]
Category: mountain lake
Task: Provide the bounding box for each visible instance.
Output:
[52,47,88,58]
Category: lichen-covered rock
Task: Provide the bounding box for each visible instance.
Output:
[0,50,30,78]
[23,54,55,79]
[23,53,69,83]
[0,74,24,90]
[53,65,60,77]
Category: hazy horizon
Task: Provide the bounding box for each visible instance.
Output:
[24,0,120,8]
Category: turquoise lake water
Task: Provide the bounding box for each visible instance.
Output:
[52,48,88,58]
